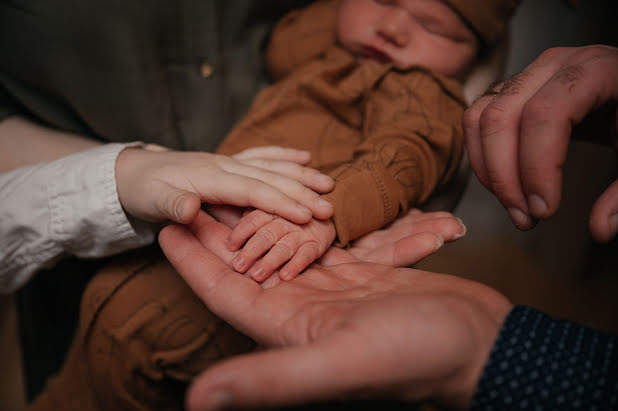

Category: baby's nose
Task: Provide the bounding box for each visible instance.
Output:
[377,9,409,47]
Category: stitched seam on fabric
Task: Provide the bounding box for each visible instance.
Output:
[368,162,391,221]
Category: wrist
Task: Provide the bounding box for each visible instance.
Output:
[115,146,145,215]
[435,290,513,409]
[114,143,163,221]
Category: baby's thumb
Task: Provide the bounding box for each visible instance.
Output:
[160,187,201,224]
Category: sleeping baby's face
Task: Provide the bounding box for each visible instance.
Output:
[336,0,479,78]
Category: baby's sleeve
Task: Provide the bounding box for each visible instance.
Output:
[321,70,466,246]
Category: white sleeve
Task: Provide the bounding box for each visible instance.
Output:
[0,142,158,293]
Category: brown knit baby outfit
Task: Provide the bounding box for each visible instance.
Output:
[219,47,466,246]
[28,1,519,410]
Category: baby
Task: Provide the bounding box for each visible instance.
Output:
[216,0,504,282]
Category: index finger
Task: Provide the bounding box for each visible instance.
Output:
[519,46,618,219]
[476,48,575,228]
[233,146,312,165]
[208,173,316,224]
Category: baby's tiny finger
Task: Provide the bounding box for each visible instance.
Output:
[249,233,302,282]
[227,210,274,251]
[234,220,289,273]
[279,242,320,281]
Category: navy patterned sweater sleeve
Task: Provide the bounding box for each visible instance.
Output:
[471,305,618,410]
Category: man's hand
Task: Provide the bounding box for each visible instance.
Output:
[227,209,336,281]
[116,146,335,225]
[463,45,618,241]
[158,211,505,411]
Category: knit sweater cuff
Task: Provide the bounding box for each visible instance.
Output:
[471,305,618,410]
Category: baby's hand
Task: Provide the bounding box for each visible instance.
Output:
[226,209,336,282]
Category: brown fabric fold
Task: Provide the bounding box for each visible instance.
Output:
[218,46,465,245]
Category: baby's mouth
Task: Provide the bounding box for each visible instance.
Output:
[360,46,392,64]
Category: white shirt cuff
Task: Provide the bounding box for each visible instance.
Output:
[0,142,157,293]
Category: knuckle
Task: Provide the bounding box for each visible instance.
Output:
[538,47,567,63]
[256,228,279,245]
[242,243,263,259]
[272,241,296,260]
[571,45,614,62]
[462,104,483,134]
[479,104,509,138]
[554,64,586,88]
[300,241,321,258]
[247,210,274,229]
[500,70,530,97]
[521,97,553,126]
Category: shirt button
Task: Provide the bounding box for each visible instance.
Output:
[199,62,214,78]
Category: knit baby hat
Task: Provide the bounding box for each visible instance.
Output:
[443,0,522,49]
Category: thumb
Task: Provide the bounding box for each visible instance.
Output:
[589,179,618,243]
[361,233,444,267]
[157,185,201,224]
[186,336,372,411]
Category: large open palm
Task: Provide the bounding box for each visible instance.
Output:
[159,211,511,410]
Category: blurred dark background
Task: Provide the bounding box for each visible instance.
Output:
[418,0,618,334]
[1,0,617,409]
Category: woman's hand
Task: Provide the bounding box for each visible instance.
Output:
[115,146,335,225]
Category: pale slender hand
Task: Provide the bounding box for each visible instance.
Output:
[463,45,618,241]
[226,209,336,282]
[158,211,510,411]
[115,146,334,225]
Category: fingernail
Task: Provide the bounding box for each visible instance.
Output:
[225,237,235,251]
[318,198,333,208]
[453,217,467,240]
[251,266,264,281]
[507,208,532,229]
[233,256,246,272]
[297,149,311,158]
[317,173,334,183]
[205,390,232,410]
[297,204,312,214]
[528,194,548,217]
[434,234,444,251]
[175,197,185,221]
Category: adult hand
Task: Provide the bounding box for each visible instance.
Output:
[319,208,466,267]
[115,146,334,225]
[463,45,618,242]
[158,211,507,411]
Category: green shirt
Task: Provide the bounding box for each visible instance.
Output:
[0,0,311,151]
